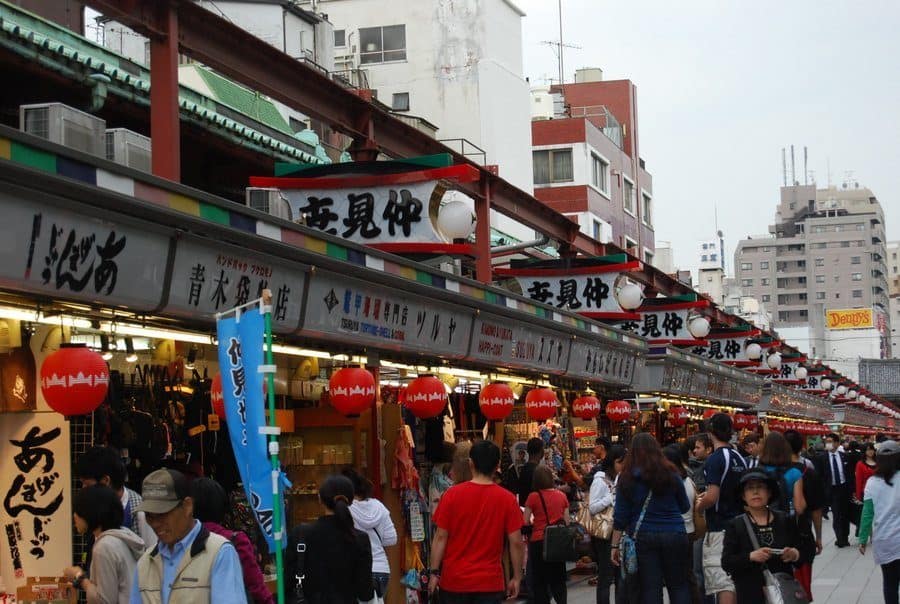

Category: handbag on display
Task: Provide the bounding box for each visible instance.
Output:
[620,491,652,577]
[538,490,579,563]
[741,515,809,604]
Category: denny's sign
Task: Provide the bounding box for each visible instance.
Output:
[826,308,874,330]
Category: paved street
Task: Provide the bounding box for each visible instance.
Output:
[563,518,884,603]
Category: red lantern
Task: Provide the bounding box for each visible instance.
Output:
[479,383,515,421]
[328,367,376,417]
[40,344,109,416]
[405,376,448,419]
[732,414,750,430]
[572,396,602,420]
[702,408,719,421]
[525,388,558,421]
[668,406,689,427]
[605,399,631,422]
[211,373,224,417]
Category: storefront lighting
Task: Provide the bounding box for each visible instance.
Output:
[124,338,138,363]
[100,321,213,345]
[0,306,93,329]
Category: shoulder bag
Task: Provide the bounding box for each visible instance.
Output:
[620,491,651,576]
[741,514,809,604]
[576,477,615,540]
[690,478,707,541]
[538,490,578,563]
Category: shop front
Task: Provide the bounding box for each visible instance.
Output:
[753,383,835,443]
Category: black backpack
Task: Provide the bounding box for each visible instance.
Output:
[767,466,795,516]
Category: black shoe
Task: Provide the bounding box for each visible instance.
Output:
[835,541,850,548]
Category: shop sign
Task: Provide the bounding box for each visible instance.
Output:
[0,413,70,586]
[826,308,873,330]
[767,385,833,421]
[773,362,801,381]
[662,364,693,395]
[844,406,887,429]
[511,273,621,314]
[566,339,639,385]
[621,309,690,341]
[467,313,570,374]
[689,336,751,361]
[164,237,307,333]
[302,271,473,358]
[0,192,169,312]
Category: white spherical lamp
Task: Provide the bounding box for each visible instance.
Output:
[687,316,711,339]
[795,366,808,380]
[766,352,782,370]
[820,378,832,390]
[836,385,847,396]
[860,395,869,405]
[745,343,762,361]
[847,389,857,399]
[437,200,476,240]
[616,283,644,311]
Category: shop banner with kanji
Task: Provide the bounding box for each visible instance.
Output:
[0,412,70,589]
[216,310,285,551]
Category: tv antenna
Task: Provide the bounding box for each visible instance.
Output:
[541,0,580,85]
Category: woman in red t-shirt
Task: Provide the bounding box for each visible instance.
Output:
[856,442,878,501]
[524,465,570,604]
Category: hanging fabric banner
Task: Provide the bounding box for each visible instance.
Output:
[216,310,283,551]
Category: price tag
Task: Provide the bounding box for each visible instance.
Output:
[409,501,425,543]
[208,414,221,431]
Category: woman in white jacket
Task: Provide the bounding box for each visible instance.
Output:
[589,444,625,604]
[343,468,398,601]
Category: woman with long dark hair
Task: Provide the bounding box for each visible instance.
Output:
[285,475,374,603]
[662,444,702,604]
[859,441,900,604]
[758,431,806,517]
[610,433,690,604]
[855,443,878,503]
[590,445,626,604]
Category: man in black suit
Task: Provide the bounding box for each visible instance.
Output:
[820,432,852,547]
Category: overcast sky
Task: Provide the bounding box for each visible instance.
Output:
[518,0,900,275]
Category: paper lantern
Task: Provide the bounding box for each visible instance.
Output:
[836,385,847,396]
[733,414,750,430]
[211,373,224,417]
[479,383,515,421]
[616,283,643,310]
[820,378,832,390]
[329,367,376,417]
[605,399,631,422]
[766,352,782,370]
[795,366,808,380]
[745,343,762,360]
[687,316,711,339]
[572,395,602,420]
[405,375,448,419]
[40,344,109,416]
[668,406,689,427]
[437,200,477,240]
[702,408,720,421]
[525,388,558,421]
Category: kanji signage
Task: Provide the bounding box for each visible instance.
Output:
[164,237,307,333]
[566,339,641,386]
[621,309,690,341]
[689,336,749,361]
[0,413,70,586]
[467,313,571,374]
[302,271,473,358]
[0,191,169,311]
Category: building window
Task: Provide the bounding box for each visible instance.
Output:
[762,295,771,302]
[642,192,652,226]
[334,29,346,47]
[856,223,865,231]
[852,272,862,281]
[533,149,573,184]
[816,292,825,300]
[623,179,635,214]
[644,250,654,264]
[592,220,602,240]
[799,293,807,300]
[834,275,840,282]
[815,275,825,283]
[835,293,840,299]
[761,278,770,286]
[707,276,713,282]
[710,253,718,262]
[760,261,769,270]
[799,310,808,318]
[741,262,752,270]
[391,92,410,111]
[701,255,708,262]
[835,225,843,232]
[741,279,754,287]
[591,154,609,194]
[851,256,861,264]
[798,276,807,284]
[624,236,638,255]
[840,241,850,248]
[702,243,708,250]
[762,246,771,252]
[852,289,863,298]
[359,25,407,64]
[815,258,824,267]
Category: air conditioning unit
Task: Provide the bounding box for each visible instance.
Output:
[105,128,152,172]
[19,102,105,157]
[246,188,294,222]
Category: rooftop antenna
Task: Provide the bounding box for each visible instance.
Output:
[541,0,580,86]
[803,146,808,185]
[781,148,787,186]
[790,144,796,185]
[827,157,832,187]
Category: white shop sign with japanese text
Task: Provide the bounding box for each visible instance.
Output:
[688,336,753,362]
[512,273,620,313]
[0,191,170,312]
[302,271,473,357]
[620,309,690,341]
[566,339,640,386]
[467,313,571,374]
[0,413,70,590]
[164,237,307,333]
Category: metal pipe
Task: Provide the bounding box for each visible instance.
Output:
[491,234,551,255]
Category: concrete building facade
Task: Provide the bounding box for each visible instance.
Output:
[888,241,900,357]
[734,183,891,364]
[531,74,655,261]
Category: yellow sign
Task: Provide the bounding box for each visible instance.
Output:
[826,308,874,330]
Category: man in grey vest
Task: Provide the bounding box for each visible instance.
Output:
[129,469,247,604]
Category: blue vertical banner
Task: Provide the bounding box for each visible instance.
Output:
[217,309,283,551]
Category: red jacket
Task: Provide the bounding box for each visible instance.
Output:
[203,521,274,604]
[855,461,876,501]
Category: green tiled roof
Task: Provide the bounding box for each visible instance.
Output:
[195,68,292,135]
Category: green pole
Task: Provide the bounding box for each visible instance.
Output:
[262,292,285,604]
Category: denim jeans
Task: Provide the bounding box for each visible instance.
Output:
[592,537,612,604]
[636,532,691,604]
[372,572,389,599]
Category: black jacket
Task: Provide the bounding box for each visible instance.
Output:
[722,511,800,604]
[286,515,374,604]
[816,451,851,495]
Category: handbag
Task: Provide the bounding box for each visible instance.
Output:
[741,515,809,604]
[538,490,579,563]
[577,477,615,540]
[690,479,707,541]
[620,491,652,576]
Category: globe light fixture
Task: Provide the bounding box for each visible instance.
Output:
[836,385,847,396]
[745,343,762,361]
[437,200,477,240]
[616,283,644,310]
[848,389,857,399]
[766,352,782,370]
[820,378,832,390]
[795,366,808,380]
[687,316,711,339]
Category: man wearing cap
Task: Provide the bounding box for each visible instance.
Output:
[129,469,247,604]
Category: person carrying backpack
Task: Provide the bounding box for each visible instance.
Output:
[759,432,806,518]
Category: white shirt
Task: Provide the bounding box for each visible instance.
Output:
[682,477,696,534]
[863,473,900,566]
[589,470,614,515]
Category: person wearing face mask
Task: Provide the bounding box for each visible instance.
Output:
[817,433,852,547]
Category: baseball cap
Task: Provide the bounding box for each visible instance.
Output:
[135,469,189,514]
[876,440,899,456]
